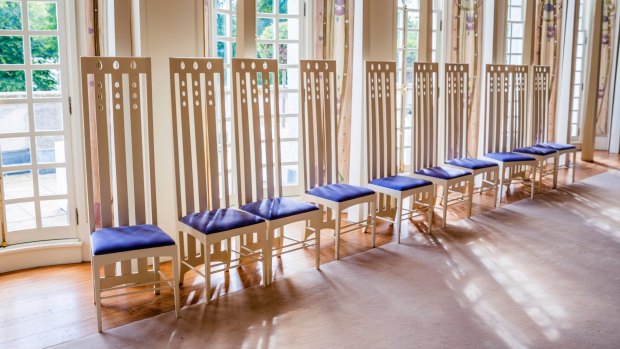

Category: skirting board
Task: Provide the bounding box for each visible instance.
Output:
[0,239,83,274]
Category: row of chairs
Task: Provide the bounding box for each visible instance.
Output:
[81,57,575,332]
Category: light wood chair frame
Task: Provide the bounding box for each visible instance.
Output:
[299,60,377,260]
[231,58,322,285]
[410,63,474,228]
[169,58,269,302]
[480,64,537,204]
[442,63,499,205]
[364,61,434,242]
[81,57,180,332]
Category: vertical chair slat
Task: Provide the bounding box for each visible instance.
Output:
[323,69,335,184]
[191,72,208,212]
[94,74,113,228]
[111,74,129,227]
[129,74,146,225]
[412,63,439,171]
[145,67,157,224]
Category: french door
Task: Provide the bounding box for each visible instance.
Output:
[0,0,76,244]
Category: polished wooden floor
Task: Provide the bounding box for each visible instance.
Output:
[1,151,618,348]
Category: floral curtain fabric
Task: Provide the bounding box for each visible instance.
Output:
[596,0,617,136]
[450,0,483,157]
[533,0,563,142]
[314,0,354,182]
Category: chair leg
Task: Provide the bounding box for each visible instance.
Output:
[225,238,232,271]
[262,229,270,286]
[531,165,536,199]
[467,179,474,219]
[395,198,403,244]
[427,193,434,234]
[539,161,544,193]
[572,150,577,183]
[498,166,505,206]
[370,201,376,248]
[335,211,342,260]
[553,156,559,188]
[315,226,321,270]
[493,169,499,208]
[93,261,103,333]
[172,253,181,318]
[203,244,211,304]
[153,256,161,295]
[442,185,449,228]
[267,227,274,285]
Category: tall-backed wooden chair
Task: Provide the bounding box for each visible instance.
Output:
[443,63,500,206]
[530,65,577,183]
[300,60,377,260]
[231,58,321,285]
[512,66,559,191]
[364,61,434,242]
[169,58,268,302]
[80,57,180,332]
[481,65,537,204]
[410,63,474,228]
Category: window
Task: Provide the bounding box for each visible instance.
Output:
[0,0,75,244]
[395,0,441,172]
[505,0,525,64]
[571,0,587,139]
[256,0,302,188]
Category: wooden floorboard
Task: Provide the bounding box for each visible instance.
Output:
[0,151,617,348]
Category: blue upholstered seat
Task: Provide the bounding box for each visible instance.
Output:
[306,183,375,203]
[514,146,557,156]
[445,157,499,170]
[414,166,471,180]
[91,224,175,256]
[534,142,576,151]
[369,175,432,191]
[240,197,319,220]
[484,152,535,162]
[180,208,264,235]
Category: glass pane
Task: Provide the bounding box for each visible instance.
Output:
[30,35,59,64]
[231,15,237,37]
[509,6,522,21]
[0,137,31,166]
[280,116,298,138]
[0,70,26,98]
[281,0,298,14]
[257,0,273,13]
[3,170,33,199]
[216,13,227,36]
[38,168,67,196]
[41,199,68,227]
[32,69,60,97]
[512,23,524,38]
[0,0,22,30]
[216,41,226,60]
[408,12,419,30]
[280,140,298,162]
[257,18,274,39]
[5,201,36,231]
[282,165,298,186]
[406,31,418,49]
[278,18,299,40]
[36,135,64,163]
[230,0,237,11]
[215,0,228,10]
[279,92,298,113]
[0,103,29,133]
[257,43,274,59]
[231,42,237,58]
[34,102,63,131]
[278,43,298,65]
[28,1,58,31]
[0,35,24,64]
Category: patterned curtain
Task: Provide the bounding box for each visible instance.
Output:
[533,0,563,142]
[450,0,484,157]
[314,0,354,182]
[596,0,617,136]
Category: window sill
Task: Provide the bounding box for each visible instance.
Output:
[0,239,83,274]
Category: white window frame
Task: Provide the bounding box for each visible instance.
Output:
[505,0,525,65]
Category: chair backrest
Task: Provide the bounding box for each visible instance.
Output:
[80,57,157,233]
[531,65,550,145]
[366,61,397,181]
[231,58,281,205]
[444,63,469,160]
[169,58,230,220]
[411,62,440,172]
[299,60,338,191]
[483,64,529,154]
